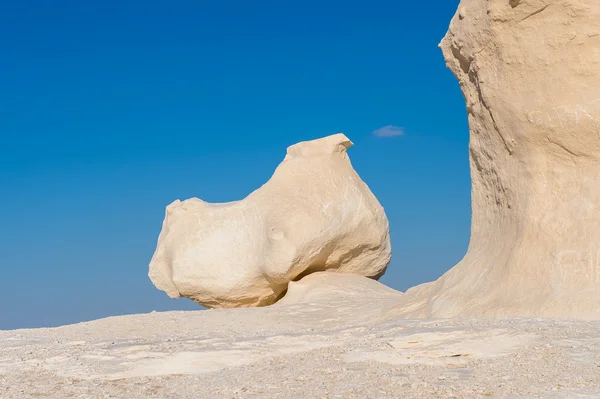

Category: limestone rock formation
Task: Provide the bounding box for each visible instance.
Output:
[398,0,600,318]
[277,272,403,308]
[148,134,391,308]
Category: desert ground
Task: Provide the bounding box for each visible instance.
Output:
[2,273,599,399]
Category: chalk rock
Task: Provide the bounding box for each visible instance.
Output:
[277,272,404,320]
[398,0,600,318]
[149,134,391,308]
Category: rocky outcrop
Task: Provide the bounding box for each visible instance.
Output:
[398,0,600,318]
[148,134,391,308]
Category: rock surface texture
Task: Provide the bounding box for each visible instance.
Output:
[397,0,600,319]
[148,134,391,308]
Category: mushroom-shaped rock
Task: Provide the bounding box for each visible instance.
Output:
[396,0,600,319]
[148,134,391,308]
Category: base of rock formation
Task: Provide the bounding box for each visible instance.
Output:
[3,273,600,399]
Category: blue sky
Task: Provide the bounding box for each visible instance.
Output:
[0,0,470,329]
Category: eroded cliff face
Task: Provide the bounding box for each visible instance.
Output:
[399,0,600,318]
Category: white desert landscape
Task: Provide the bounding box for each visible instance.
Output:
[4,0,600,398]
[2,274,600,398]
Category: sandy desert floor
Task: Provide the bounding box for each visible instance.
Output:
[2,273,599,399]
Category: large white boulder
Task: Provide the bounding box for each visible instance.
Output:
[397,0,600,319]
[149,134,391,308]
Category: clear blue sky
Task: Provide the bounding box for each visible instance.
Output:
[0,0,470,330]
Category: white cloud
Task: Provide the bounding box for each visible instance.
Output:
[372,125,405,138]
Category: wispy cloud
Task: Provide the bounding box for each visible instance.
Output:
[372,125,405,138]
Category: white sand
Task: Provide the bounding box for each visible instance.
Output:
[1,273,599,398]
